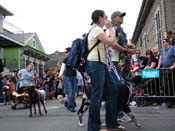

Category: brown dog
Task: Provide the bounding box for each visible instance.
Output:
[24,86,47,117]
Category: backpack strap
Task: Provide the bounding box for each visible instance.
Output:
[87,28,101,61]
[89,40,100,52]
[87,27,101,53]
[88,39,101,62]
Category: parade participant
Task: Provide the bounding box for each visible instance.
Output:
[17,63,35,94]
[109,10,136,123]
[110,11,136,79]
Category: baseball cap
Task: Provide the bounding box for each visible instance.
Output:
[111,11,126,19]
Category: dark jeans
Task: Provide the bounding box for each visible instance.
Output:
[86,61,119,131]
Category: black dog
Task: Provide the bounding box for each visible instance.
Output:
[25,86,47,117]
[77,80,141,128]
[77,94,89,126]
[118,81,141,127]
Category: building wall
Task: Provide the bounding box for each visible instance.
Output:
[0,47,3,59]
[3,47,19,71]
[136,0,175,55]
[26,38,42,51]
[136,0,166,55]
[164,0,175,32]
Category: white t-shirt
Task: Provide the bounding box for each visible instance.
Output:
[87,25,107,64]
[105,28,119,62]
[76,70,84,86]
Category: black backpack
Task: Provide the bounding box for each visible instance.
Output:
[67,29,100,74]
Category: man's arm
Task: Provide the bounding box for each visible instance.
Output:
[168,47,175,70]
[156,56,162,69]
[59,63,65,78]
[169,63,175,70]
[111,42,135,54]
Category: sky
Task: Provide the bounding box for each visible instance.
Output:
[0,0,142,54]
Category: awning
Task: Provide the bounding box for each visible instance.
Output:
[0,33,24,47]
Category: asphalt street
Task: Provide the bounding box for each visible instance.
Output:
[0,98,175,131]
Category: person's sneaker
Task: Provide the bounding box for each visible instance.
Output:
[161,102,166,107]
[78,122,85,127]
[152,102,158,106]
[129,101,137,107]
[70,109,77,112]
[67,107,76,112]
[118,115,131,122]
[101,122,106,127]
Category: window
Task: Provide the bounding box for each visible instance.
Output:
[32,39,36,48]
[154,6,162,48]
[142,32,147,54]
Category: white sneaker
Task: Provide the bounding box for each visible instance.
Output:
[78,122,85,127]
[129,101,137,107]
[118,115,131,122]
[101,122,106,127]
[162,103,166,107]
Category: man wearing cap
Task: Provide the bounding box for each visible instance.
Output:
[110,11,135,78]
[106,11,136,125]
[59,47,77,112]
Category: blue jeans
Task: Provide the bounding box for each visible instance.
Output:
[63,76,77,111]
[43,84,49,100]
[86,61,119,131]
